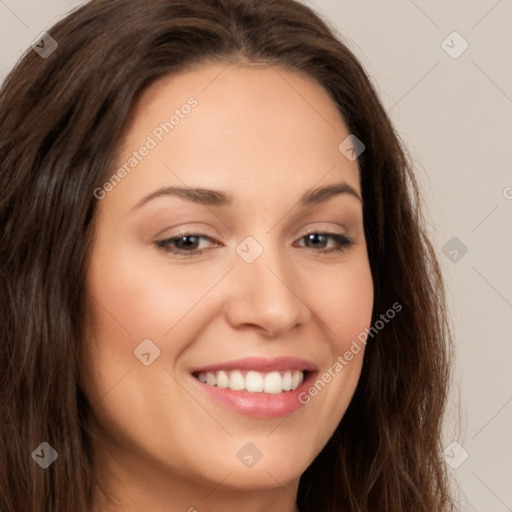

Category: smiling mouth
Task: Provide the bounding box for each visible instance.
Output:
[192,369,308,394]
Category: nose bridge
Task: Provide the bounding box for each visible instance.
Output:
[235,234,290,288]
[226,234,310,336]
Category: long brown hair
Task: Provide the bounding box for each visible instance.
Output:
[0,0,455,510]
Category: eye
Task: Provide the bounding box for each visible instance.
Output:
[155,231,354,257]
[155,233,218,256]
[294,232,353,254]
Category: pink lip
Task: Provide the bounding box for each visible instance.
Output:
[189,356,317,374]
[189,356,318,418]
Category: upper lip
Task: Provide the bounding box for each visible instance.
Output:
[189,356,317,374]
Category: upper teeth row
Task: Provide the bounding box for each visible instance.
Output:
[197,370,304,394]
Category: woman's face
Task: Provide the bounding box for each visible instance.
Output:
[82,62,373,508]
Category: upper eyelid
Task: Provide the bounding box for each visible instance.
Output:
[157,230,351,248]
[159,229,348,241]
[158,221,351,239]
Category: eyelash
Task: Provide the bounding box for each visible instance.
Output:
[155,232,354,257]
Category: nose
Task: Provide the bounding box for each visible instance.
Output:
[223,244,312,338]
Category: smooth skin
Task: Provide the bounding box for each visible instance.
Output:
[81,61,374,512]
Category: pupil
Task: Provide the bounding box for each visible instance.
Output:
[308,234,326,247]
[177,235,198,249]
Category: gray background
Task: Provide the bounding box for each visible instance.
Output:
[1,0,511,510]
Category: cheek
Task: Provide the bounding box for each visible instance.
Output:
[338,264,374,346]
[297,256,373,436]
[84,240,212,342]
[330,259,373,387]
[80,238,227,402]
[311,255,374,345]
[80,240,170,402]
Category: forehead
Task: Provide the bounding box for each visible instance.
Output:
[106,62,360,211]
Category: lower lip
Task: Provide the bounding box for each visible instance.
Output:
[190,373,316,418]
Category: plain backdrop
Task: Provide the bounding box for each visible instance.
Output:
[1,1,511,510]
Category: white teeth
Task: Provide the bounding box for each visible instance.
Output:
[282,370,292,391]
[263,371,282,394]
[229,370,245,390]
[291,370,303,390]
[205,371,216,386]
[196,369,305,393]
[216,370,229,389]
[245,371,264,392]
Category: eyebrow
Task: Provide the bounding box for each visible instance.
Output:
[133,182,362,210]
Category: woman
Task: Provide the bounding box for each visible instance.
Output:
[0,0,456,511]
